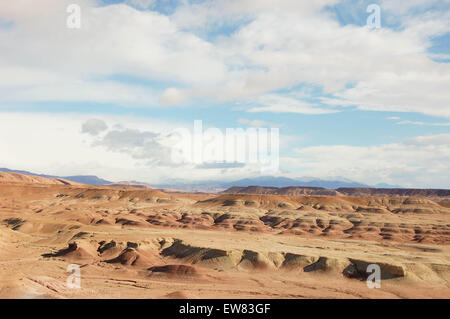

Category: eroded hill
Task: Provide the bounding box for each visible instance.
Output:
[0,174,449,298]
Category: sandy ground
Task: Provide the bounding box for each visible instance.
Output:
[0,182,449,299]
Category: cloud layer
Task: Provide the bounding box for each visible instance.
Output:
[0,112,449,187]
[1,0,449,117]
[289,134,450,188]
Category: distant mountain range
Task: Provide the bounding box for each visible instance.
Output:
[155,176,402,192]
[0,168,401,191]
[0,168,112,186]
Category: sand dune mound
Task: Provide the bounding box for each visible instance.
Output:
[238,250,283,270]
[161,239,241,268]
[147,265,201,279]
[146,211,215,230]
[2,218,25,230]
[196,194,307,210]
[106,248,147,266]
[115,189,170,201]
[95,218,115,225]
[42,241,97,261]
[212,213,268,232]
[239,251,407,281]
[197,194,358,212]
[103,241,163,267]
[115,217,149,228]
[343,259,405,280]
[161,291,198,299]
[260,212,355,237]
[8,220,69,235]
[175,212,215,229]
[223,186,339,196]
[303,257,352,273]
[282,253,319,269]
[338,188,450,197]
[439,201,450,208]
[145,211,184,227]
[156,239,412,280]
[68,188,168,201]
[160,240,281,271]
[280,254,406,281]
[106,181,154,189]
[97,240,126,258]
[199,194,449,215]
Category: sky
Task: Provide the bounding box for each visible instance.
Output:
[0,0,450,188]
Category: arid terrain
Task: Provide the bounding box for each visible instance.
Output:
[1,172,450,299]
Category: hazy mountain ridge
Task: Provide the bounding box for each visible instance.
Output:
[0,168,112,186]
[156,176,401,192]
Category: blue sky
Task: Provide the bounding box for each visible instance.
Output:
[0,0,449,187]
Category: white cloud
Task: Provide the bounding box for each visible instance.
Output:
[159,88,190,105]
[381,0,450,14]
[173,1,450,117]
[237,118,267,127]
[396,120,450,126]
[125,0,155,10]
[81,118,108,135]
[0,1,226,106]
[0,112,188,182]
[0,112,272,183]
[1,112,449,187]
[0,0,449,118]
[247,95,337,115]
[288,134,450,188]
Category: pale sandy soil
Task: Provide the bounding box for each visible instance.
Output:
[0,179,449,299]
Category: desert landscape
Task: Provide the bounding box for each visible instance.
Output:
[0,171,449,299]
